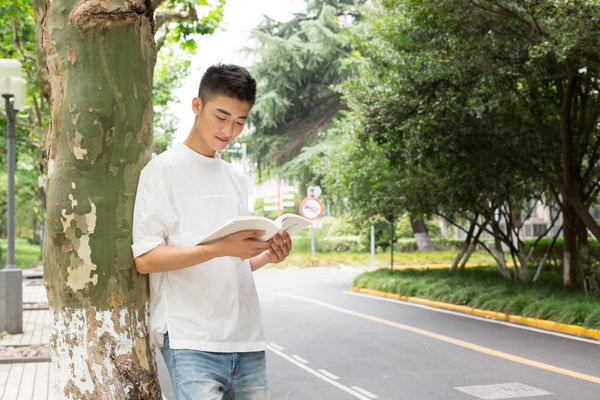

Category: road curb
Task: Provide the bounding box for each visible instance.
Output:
[0,356,50,364]
[352,287,600,341]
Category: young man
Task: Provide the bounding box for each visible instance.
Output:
[131,64,291,400]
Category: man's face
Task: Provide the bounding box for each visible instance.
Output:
[190,94,252,157]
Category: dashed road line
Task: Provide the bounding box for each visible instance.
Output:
[266,344,378,400]
[318,369,340,380]
[275,291,600,385]
[351,386,378,399]
[268,342,284,350]
[291,354,309,364]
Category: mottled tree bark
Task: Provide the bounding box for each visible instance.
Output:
[41,0,159,397]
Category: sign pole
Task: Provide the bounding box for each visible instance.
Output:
[299,196,323,260]
[310,227,315,258]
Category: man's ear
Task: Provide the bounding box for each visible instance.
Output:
[192,97,202,115]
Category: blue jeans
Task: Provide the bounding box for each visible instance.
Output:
[162,334,270,400]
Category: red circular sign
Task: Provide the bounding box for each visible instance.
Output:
[300,197,323,220]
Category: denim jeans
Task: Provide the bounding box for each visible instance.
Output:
[162,334,270,400]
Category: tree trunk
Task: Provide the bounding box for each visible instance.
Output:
[579,241,600,293]
[42,0,159,398]
[410,215,434,251]
[562,199,578,290]
[459,222,486,271]
[515,251,531,282]
[491,226,512,280]
[390,218,395,269]
[577,216,600,293]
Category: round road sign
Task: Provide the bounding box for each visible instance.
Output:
[300,197,323,220]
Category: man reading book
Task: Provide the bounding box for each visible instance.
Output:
[131,64,291,400]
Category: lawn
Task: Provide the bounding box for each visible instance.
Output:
[0,237,42,270]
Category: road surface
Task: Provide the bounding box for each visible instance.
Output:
[157,266,600,399]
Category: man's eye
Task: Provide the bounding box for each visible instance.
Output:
[236,121,244,126]
[216,116,225,121]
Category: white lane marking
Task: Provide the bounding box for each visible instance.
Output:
[351,386,379,399]
[268,342,284,350]
[318,369,340,380]
[454,382,552,399]
[345,291,600,345]
[266,345,376,400]
[291,354,309,364]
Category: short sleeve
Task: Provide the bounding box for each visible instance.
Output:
[131,162,178,258]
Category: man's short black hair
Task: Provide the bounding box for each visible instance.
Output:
[198,64,256,106]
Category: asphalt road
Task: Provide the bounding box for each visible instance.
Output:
[157,266,600,399]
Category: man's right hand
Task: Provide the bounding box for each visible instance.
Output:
[213,230,271,259]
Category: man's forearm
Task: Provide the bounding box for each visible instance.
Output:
[249,255,268,272]
[135,244,221,274]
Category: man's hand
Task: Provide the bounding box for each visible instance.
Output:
[214,230,271,259]
[250,231,292,271]
[134,229,271,274]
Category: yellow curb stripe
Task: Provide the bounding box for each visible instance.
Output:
[353,287,600,341]
[275,291,600,385]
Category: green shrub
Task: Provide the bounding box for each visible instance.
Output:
[524,237,600,268]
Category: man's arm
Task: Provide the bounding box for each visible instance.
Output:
[135,230,270,274]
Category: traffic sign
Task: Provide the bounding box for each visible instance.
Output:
[300,197,323,220]
[307,185,322,198]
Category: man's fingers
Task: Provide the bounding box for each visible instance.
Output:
[270,242,284,260]
[282,231,292,251]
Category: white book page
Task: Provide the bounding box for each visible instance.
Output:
[197,216,280,244]
[274,213,313,236]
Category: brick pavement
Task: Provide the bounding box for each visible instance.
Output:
[0,268,53,400]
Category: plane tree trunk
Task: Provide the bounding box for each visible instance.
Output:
[41,0,159,397]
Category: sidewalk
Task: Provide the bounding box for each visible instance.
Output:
[0,267,52,400]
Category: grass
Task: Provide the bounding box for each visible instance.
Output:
[0,237,41,270]
[272,249,497,268]
[353,266,600,330]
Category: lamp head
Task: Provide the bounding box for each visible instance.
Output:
[0,59,26,110]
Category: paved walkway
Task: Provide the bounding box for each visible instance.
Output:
[0,268,52,400]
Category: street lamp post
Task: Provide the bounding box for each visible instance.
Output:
[222,142,252,211]
[0,58,26,334]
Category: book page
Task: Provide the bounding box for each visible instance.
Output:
[197,216,280,244]
[275,213,313,236]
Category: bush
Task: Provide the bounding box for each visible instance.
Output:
[524,237,600,268]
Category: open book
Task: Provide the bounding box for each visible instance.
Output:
[197,213,313,245]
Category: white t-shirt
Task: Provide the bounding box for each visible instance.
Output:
[131,143,266,352]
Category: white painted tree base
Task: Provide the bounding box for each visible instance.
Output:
[50,306,159,399]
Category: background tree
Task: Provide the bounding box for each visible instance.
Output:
[0,0,47,245]
[319,114,405,266]
[244,0,363,188]
[336,0,600,291]
[152,46,191,154]
[405,0,600,291]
